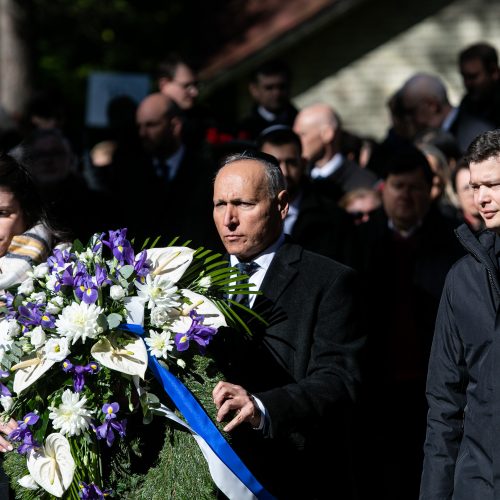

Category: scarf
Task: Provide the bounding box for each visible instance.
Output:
[0,224,51,291]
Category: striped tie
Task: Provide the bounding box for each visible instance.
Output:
[235,261,259,308]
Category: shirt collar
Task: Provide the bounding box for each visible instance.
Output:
[310,153,344,179]
[230,232,285,271]
[387,218,421,238]
[165,144,185,179]
[442,107,458,132]
[257,106,277,122]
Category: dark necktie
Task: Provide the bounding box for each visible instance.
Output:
[235,261,260,308]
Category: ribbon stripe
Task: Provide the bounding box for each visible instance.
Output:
[121,323,274,500]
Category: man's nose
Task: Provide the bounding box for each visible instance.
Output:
[223,206,237,227]
[477,185,490,204]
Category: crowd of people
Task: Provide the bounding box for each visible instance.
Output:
[0,40,499,499]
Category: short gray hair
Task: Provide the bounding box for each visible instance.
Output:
[216,150,286,197]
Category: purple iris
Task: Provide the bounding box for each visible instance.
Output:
[18,304,55,329]
[17,304,43,327]
[1,292,16,318]
[79,481,112,499]
[75,278,98,304]
[102,229,134,265]
[94,264,111,288]
[62,360,99,392]
[0,370,11,397]
[94,402,126,447]
[174,311,217,354]
[47,247,72,272]
[134,250,150,277]
[8,412,40,454]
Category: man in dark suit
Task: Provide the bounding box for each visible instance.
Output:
[257,124,357,266]
[113,92,218,247]
[211,151,364,499]
[293,103,379,202]
[400,72,494,155]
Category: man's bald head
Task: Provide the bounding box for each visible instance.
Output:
[136,92,182,155]
[293,103,341,165]
[400,73,452,133]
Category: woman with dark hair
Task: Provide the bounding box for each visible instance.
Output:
[0,153,56,290]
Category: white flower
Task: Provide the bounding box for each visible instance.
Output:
[18,278,34,295]
[177,358,186,369]
[110,285,125,301]
[18,474,39,490]
[0,395,14,412]
[45,275,59,292]
[56,302,103,345]
[31,327,46,349]
[135,274,180,310]
[33,263,50,278]
[0,320,15,348]
[150,306,177,328]
[145,330,173,359]
[48,390,92,436]
[30,292,47,304]
[198,276,212,289]
[44,337,70,362]
[27,433,75,496]
[7,320,20,338]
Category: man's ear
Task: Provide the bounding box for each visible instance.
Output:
[170,116,183,139]
[249,82,260,101]
[277,190,289,219]
[158,77,172,92]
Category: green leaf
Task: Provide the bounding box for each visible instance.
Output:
[107,313,122,329]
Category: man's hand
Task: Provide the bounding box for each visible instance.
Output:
[0,418,16,452]
[212,381,261,432]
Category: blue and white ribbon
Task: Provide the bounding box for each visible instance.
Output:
[121,323,274,500]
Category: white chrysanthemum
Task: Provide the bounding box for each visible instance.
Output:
[145,330,174,359]
[135,274,180,310]
[150,306,178,328]
[48,390,92,436]
[44,337,70,361]
[56,302,103,344]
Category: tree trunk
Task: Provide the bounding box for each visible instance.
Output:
[0,0,32,126]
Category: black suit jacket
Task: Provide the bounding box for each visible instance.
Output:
[290,181,357,266]
[312,158,379,202]
[212,241,364,499]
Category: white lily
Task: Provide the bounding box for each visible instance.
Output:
[146,246,195,282]
[13,356,55,395]
[91,331,148,378]
[27,433,75,497]
[172,289,227,333]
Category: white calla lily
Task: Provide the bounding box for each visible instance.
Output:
[174,289,227,331]
[13,356,55,395]
[18,474,39,490]
[146,246,195,282]
[91,331,148,378]
[27,433,75,497]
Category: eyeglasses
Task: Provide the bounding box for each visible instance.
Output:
[173,80,201,91]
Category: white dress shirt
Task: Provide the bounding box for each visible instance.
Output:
[310,153,344,179]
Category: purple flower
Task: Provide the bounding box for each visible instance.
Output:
[174,311,217,354]
[62,360,100,393]
[75,280,98,304]
[134,250,150,277]
[79,481,112,499]
[17,432,39,455]
[17,304,42,327]
[9,412,40,453]
[94,264,111,287]
[102,229,134,264]
[0,370,11,397]
[94,402,126,447]
[47,247,72,272]
[40,312,56,329]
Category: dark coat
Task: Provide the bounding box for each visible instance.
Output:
[237,103,298,140]
[420,224,500,500]
[211,241,364,499]
[312,158,379,203]
[352,206,464,499]
[448,107,494,155]
[290,181,357,266]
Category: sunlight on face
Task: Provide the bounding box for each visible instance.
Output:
[0,188,26,257]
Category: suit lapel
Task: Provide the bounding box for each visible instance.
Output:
[258,242,301,306]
